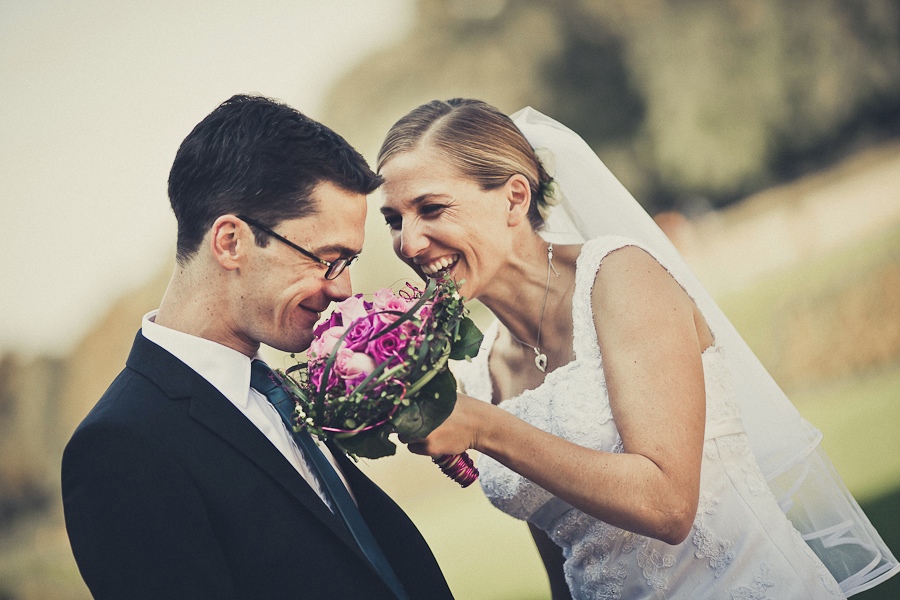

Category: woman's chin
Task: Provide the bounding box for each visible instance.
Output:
[449,266,478,299]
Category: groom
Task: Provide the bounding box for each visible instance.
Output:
[61,94,454,600]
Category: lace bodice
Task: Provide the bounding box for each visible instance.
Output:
[453,236,843,600]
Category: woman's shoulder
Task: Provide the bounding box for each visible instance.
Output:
[577,235,654,267]
[572,235,656,292]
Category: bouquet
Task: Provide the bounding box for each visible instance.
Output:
[278,277,484,487]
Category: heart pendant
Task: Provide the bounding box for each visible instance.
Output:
[535,352,548,372]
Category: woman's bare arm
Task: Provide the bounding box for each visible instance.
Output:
[408,246,707,544]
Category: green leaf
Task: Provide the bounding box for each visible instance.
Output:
[449,317,483,360]
[335,427,397,459]
[390,369,458,439]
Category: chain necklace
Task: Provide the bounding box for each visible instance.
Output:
[509,242,560,372]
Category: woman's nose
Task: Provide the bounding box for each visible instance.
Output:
[398,221,428,259]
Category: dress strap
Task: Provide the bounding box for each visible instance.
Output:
[571,236,675,362]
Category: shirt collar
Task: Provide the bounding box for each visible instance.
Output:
[141,310,256,408]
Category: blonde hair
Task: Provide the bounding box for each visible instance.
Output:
[377,99,554,230]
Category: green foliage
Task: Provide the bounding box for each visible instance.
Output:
[450,316,483,361]
[391,369,458,439]
[335,426,397,460]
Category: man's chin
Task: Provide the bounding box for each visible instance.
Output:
[267,333,314,355]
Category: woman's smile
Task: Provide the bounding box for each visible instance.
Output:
[419,253,460,276]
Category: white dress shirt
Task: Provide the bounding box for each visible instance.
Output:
[141,310,355,509]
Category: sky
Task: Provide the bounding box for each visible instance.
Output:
[0,0,414,356]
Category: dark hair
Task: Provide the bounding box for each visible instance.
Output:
[377,98,553,230]
[168,94,382,263]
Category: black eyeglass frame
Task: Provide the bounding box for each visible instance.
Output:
[236,214,358,280]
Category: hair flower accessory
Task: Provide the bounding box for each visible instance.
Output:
[534,146,557,177]
[278,277,484,487]
[534,146,563,221]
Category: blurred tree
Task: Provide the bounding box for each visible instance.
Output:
[324,0,900,214]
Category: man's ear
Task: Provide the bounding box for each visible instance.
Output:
[506,173,532,227]
[209,215,246,271]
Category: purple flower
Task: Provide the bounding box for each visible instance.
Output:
[398,319,421,341]
[309,359,341,391]
[367,327,406,366]
[343,314,378,351]
[314,310,343,338]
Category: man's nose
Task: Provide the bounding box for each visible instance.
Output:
[322,268,353,302]
[399,221,428,259]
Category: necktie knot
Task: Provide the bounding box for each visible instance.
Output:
[251,360,296,417]
[250,359,279,394]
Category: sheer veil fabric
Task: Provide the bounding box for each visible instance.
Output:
[511,107,899,596]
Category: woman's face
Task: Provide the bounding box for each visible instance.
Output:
[379,143,512,299]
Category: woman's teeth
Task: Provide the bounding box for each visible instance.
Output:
[421,254,459,276]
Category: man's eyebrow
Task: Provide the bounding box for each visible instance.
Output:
[312,244,362,258]
[379,193,450,215]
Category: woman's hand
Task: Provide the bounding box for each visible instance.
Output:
[400,393,488,457]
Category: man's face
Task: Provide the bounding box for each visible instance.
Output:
[237,181,367,353]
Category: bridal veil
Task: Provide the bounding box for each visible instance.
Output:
[511,106,899,596]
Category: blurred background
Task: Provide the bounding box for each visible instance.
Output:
[1,1,898,598]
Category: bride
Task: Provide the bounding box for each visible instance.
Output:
[376,99,898,599]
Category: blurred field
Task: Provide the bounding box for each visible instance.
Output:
[719,223,900,501]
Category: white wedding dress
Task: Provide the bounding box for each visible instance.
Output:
[454,236,845,599]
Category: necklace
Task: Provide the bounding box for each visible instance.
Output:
[509,242,559,372]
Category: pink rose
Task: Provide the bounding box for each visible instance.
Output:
[308,337,325,361]
[334,295,370,325]
[372,288,398,309]
[373,288,413,313]
[333,348,377,382]
[309,325,347,360]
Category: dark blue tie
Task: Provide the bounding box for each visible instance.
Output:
[250,360,409,600]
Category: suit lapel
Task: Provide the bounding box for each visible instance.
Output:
[186,379,349,534]
[125,332,365,560]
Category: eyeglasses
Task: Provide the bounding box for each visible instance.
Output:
[236,215,358,280]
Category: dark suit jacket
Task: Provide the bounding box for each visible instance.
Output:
[62,331,454,600]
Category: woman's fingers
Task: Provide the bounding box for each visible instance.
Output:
[406,442,429,456]
[397,433,423,446]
